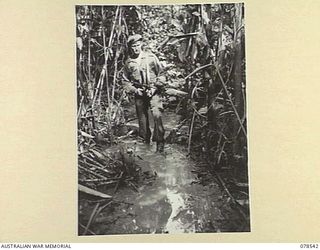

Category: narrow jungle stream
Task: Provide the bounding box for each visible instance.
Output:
[80,110,248,234]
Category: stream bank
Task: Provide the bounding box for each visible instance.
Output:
[78,109,249,235]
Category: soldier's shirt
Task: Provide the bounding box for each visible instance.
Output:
[123,51,161,89]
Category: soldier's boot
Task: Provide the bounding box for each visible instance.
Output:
[152,116,165,153]
[156,142,165,153]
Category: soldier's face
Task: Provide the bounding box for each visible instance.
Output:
[130,41,142,56]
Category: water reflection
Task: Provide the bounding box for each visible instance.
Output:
[83,112,245,234]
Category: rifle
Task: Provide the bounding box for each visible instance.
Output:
[123,71,187,98]
[128,70,164,97]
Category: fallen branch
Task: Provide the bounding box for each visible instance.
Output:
[78,184,112,199]
[80,176,122,183]
[79,165,108,179]
[86,162,112,176]
[80,178,118,184]
[79,159,112,177]
[117,130,134,140]
[96,180,119,186]
[81,154,109,171]
[79,130,95,139]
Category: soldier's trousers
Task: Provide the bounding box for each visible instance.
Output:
[135,94,165,144]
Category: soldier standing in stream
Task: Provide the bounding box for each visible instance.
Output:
[123,34,165,152]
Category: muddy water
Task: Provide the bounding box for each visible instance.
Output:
[81,111,247,235]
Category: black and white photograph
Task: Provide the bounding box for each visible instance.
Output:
[77,3,250,235]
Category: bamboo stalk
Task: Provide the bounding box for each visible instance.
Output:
[235,85,247,138]
[88,7,91,83]
[96,6,120,143]
[187,110,196,155]
[101,6,110,110]
[215,65,247,137]
[97,69,107,120]
[111,53,118,103]
[199,5,202,27]
[92,66,105,109]
[111,7,122,102]
[100,6,120,109]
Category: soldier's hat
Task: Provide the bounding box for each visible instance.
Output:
[127,34,142,46]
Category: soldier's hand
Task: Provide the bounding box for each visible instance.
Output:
[135,88,143,96]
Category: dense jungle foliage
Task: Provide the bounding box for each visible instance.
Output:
[76,3,247,190]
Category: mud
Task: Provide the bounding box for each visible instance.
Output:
[79,111,249,235]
